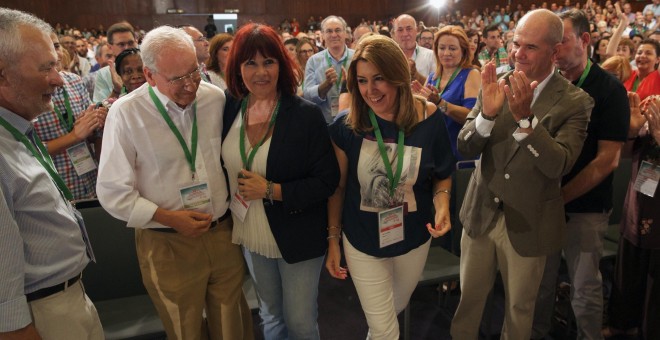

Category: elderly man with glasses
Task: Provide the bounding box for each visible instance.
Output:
[303,15,355,123]
[96,25,254,340]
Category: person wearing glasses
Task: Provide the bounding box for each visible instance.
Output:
[221,23,338,340]
[181,25,214,84]
[417,28,434,50]
[96,26,254,340]
[296,38,316,72]
[295,38,316,95]
[303,15,355,123]
[92,22,138,102]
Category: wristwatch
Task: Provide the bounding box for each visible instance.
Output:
[517,116,534,129]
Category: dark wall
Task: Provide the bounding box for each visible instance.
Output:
[1,0,649,33]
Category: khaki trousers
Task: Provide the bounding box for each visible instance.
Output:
[136,217,254,340]
[29,280,104,340]
[451,213,546,340]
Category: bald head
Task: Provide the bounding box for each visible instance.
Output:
[393,14,418,52]
[517,9,563,46]
[512,9,563,83]
[393,14,416,31]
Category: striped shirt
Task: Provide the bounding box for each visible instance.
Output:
[0,106,91,332]
[34,71,97,200]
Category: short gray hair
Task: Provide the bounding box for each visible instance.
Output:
[140,25,194,73]
[0,8,52,65]
[321,16,347,32]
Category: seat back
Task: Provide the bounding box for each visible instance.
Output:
[76,199,147,301]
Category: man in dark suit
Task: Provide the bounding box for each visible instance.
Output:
[450,9,594,339]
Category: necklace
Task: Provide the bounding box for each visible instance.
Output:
[244,96,278,148]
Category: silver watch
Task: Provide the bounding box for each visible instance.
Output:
[517,116,533,129]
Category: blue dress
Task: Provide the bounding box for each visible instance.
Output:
[426,68,477,161]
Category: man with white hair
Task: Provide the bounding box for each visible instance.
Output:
[97,25,253,339]
[0,7,103,339]
[304,15,355,123]
[392,14,436,83]
[452,9,593,339]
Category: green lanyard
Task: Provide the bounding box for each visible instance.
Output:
[325,50,348,91]
[148,86,198,179]
[368,109,404,198]
[239,95,280,171]
[433,68,460,95]
[632,75,641,92]
[0,116,73,201]
[576,59,592,89]
[53,88,75,132]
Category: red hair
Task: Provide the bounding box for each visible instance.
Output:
[226,23,301,99]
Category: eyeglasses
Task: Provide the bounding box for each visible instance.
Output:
[298,49,314,55]
[420,37,434,41]
[113,40,137,49]
[163,66,202,87]
[324,28,344,35]
[194,36,208,43]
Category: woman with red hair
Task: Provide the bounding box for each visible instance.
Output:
[221,23,339,340]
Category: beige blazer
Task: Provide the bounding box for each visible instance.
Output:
[457,72,594,257]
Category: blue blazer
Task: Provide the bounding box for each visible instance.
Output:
[222,92,339,263]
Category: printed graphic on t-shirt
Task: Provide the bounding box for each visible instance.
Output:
[357,138,421,212]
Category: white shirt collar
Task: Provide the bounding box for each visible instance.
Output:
[531,69,554,107]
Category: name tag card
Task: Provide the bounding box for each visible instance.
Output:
[330,95,339,117]
[379,205,404,248]
[229,191,251,223]
[179,182,213,215]
[66,142,97,176]
[634,160,660,198]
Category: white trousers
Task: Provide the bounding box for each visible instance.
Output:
[343,236,431,340]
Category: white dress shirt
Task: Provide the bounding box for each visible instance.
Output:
[412,44,437,79]
[97,82,229,229]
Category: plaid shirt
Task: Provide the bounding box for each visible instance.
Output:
[478,47,509,68]
[34,71,97,200]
